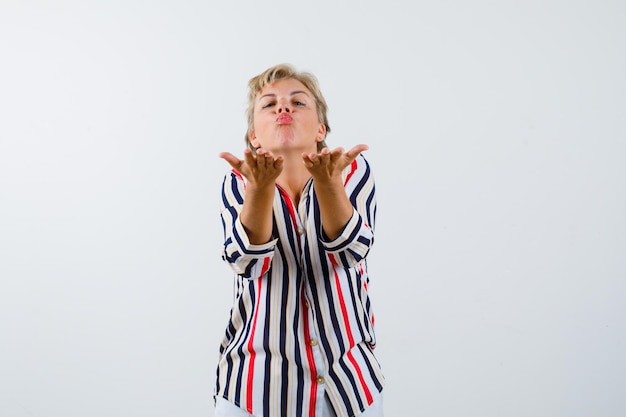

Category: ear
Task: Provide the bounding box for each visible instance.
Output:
[249,130,260,148]
[316,124,327,142]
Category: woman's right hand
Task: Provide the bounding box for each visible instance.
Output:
[219,148,283,188]
[219,148,282,244]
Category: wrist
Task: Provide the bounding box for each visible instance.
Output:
[311,174,343,189]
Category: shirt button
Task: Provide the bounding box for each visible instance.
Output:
[297,227,305,235]
[316,376,325,384]
[310,339,318,347]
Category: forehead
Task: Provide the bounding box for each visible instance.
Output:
[257,78,311,98]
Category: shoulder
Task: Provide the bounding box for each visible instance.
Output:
[223,169,246,186]
[342,153,375,192]
[221,169,247,204]
[344,152,373,176]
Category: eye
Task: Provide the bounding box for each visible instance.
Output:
[294,100,305,106]
[261,101,275,109]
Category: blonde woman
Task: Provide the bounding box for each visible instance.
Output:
[216,64,384,417]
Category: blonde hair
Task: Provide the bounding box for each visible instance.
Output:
[245,64,330,152]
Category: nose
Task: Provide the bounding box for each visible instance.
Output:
[277,99,291,113]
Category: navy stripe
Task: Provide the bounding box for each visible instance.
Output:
[279,197,298,255]
[357,343,384,391]
[293,275,305,417]
[232,228,272,255]
[340,251,350,267]
[326,217,363,252]
[235,279,257,404]
[347,272,367,344]
[229,172,244,205]
[222,279,248,359]
[338,355,364,411]
[349,157,371,206]
[366,184,376,229]
[329,369,355,417]
[224,249,240,263]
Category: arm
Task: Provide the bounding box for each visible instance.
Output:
[302,145,368,240]
[303,146,376,268]
[220,148,282,244]
[219,148,283,279]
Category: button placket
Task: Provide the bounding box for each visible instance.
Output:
[307,305,329,389]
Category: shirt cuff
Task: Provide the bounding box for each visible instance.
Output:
[319,208,362,252]
[233,217,278,255]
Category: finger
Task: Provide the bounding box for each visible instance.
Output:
[329,147,345,163]
[243,148,257,169]
[345,144,369,160]
[301,152,315,168]
[318,148,331,165]
[273,155,284,169]
[263,151,276,164]
[219,152,244,170]
[256,150,267,167]
[263,151,276,167]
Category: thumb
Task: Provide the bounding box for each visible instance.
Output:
[345,144,369,160]
[219,152,243,170]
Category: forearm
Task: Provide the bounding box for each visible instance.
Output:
[240,183,275,244]
[314,177,353,240]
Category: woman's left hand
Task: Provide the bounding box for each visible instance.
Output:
[301,144,368,183]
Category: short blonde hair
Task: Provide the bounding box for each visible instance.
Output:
[245,64,330,152]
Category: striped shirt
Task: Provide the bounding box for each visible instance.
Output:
[215,154,384,417]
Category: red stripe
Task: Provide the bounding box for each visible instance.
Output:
[232,169,246,189]
[332,262,355,350]
[245,277,263,413]
[301,291,318,417]
[344,159,358,186]
[259,256,271,277]
[348,351,374,404]
[330,254,374,404]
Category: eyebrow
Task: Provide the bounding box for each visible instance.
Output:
[259,90,310,100]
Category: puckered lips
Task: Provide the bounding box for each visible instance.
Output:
[276,113,293,125]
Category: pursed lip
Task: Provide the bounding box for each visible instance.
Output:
[276,114,293,124]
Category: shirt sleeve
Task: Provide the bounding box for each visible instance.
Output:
[319,154,376,268]
[220,170,277,280]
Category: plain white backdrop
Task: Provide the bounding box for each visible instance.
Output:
[1,1,625,416]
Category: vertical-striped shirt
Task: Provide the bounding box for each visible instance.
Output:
[215,154,384,417]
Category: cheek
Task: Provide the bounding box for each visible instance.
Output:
[254,114,271,130]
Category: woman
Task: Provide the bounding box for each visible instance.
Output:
[216,64,384,417]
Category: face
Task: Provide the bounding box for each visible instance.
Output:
[249,78,326,155]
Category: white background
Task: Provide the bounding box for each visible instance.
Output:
[1,1,625,416]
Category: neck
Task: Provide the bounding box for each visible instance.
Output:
[275,155,311,205]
